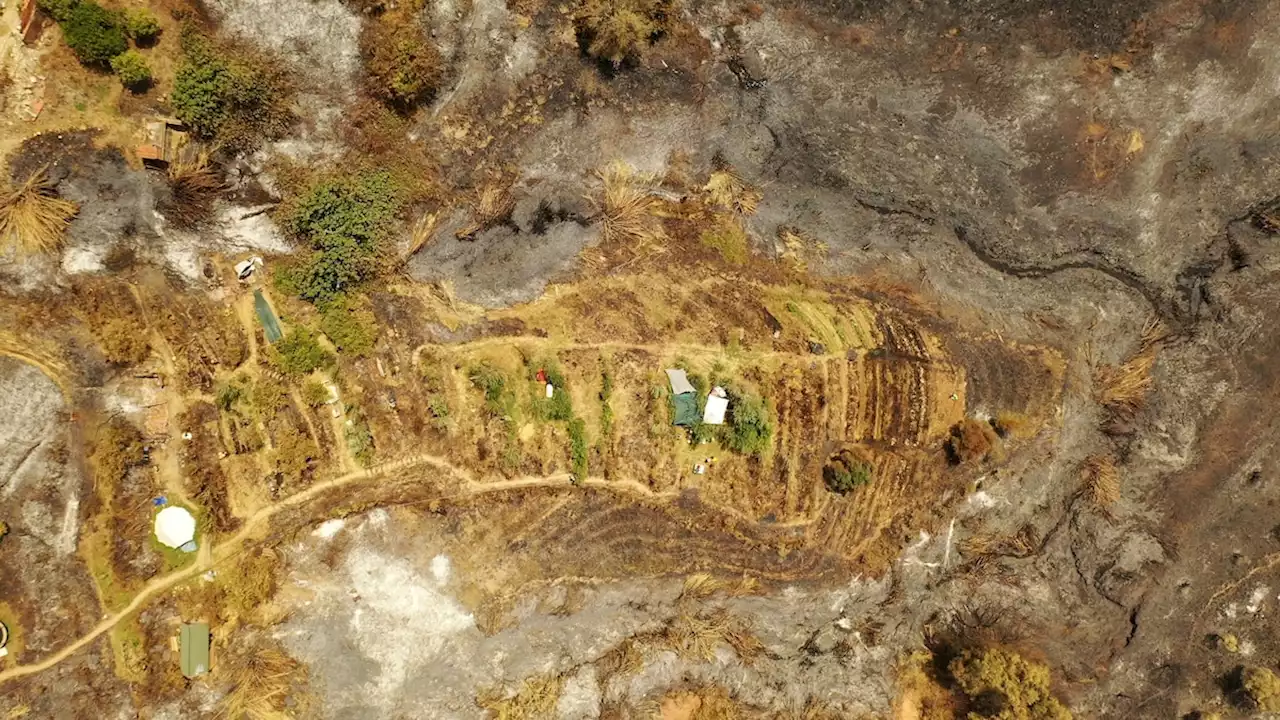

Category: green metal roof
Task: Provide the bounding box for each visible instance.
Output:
[180,623,210,678]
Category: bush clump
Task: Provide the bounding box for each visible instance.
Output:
[360,18,444,110]
[949,648,1071,720]
[823,449,872,495]
[110,50,151,91]
[320,297,378,356]
[97,317,150,364]
[469,363,511,416]
[278,172,401,306]
[269,327,334,376]
[62,2,128,66]
[38,0,80,22]
[532,363,573,422]
[574,0,675,65]
[1245,666,1280,711]
[301,379,332,407]
[568,417,588,483]
[172,31,294,152]
[722,387,772,456]
[123,8,160,44]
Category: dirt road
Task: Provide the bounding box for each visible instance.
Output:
[0,449,735,686]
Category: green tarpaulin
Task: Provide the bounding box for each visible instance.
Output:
[672,392,699,426]
[180,622,210,678]
[254,289,283,344]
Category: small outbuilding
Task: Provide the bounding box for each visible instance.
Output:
[180,623,210,678]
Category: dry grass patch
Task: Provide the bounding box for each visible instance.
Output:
[219,549,280,621]
[1094,318,1163,418]
[704,169,761,215]
[591,161,667,248]
[477,673,565,720]
[165,152,225,229]
[1080,454,1120,509]
[0,168,78,256]
[219,644,306,720]
[665,607,764,664]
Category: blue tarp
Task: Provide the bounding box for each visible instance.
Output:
[254,289,283,344]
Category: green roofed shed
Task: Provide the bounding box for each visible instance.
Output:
[672,392,700,426]
[180,622,210,678]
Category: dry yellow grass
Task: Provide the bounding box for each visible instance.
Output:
[219,645,304,720]
[477,673,565,720]
[1081,454,1121,508]
[0,168,78,256]
[591,160,667,247]
[407,211,438,257]
[665,607,763,664]
[704,169,761,215]
[1094,318,1164,417]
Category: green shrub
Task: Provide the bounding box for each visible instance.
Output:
[62,2,128,67]
[532,363,573,422]
[320,297,378,356]
[1245,666,1280,711]
[215,377,248,411]
[568,418,588,483]
[574,0,675,65]
[469,363,510,416]
[600,367,614,439]
[722,388,771,456]
[269,327,334,376]
[360,18,444,109]
[110,50,151,91]
[172,31,293,151]
[824,450,871,494]
[949,648,1072,720]
[123,8,160,43]
[280,172,401,306]
[345,410,375,465]
[250,377,289,417]
[301,379,332,407]
[38,0,81,23]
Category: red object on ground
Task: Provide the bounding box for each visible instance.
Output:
[536,369,548,383]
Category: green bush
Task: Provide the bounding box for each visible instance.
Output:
[532,363,573,422]
[360,18,444,109]
[110,50,151,91]
[38,0,80,23]
[62,2,128,67]
[215,377,248,411]
[320,297,378,356]
[722,388,772,456]
[345,410,375,465]
[1245,666,1280,711]
[600,367,614,439]
[124,8,160,43]
[269,327,334,376]
[949,648,1072,720]
[301,379,332,407]
[280,173,401,306]
[824,450,871,495]
[568,418,588,483]
[172,31,293,151]
[469,363,512,417]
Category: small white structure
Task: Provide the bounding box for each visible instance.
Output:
[703,386,729,425]
[545,383,555,398]
[154,506,197,551]
[235,256,263,281]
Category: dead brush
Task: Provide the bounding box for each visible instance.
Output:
[456,184,514,239]
[590,160,667,248]
[218,644,304,720]
[1081,454,1121,509]
[1094,317,1164,417]
[664,607,763,664]
[704,169,762,215]
[477,673,564,720]
[166,153,226,229]
[0,167,78,256]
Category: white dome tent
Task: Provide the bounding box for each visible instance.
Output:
[154,506,198,552]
